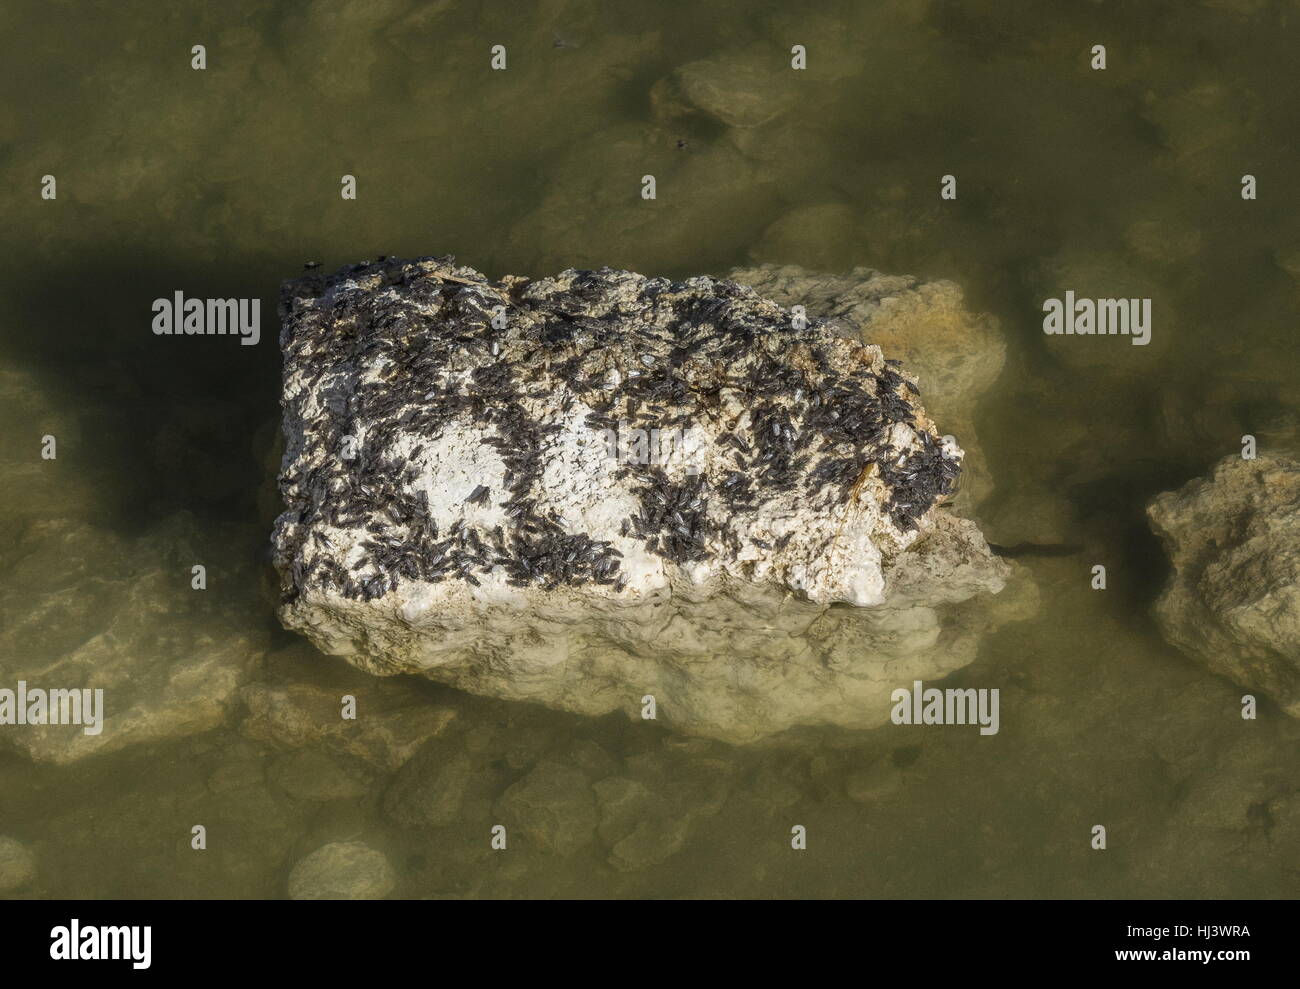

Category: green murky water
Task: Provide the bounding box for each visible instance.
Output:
[1,0,1298,898]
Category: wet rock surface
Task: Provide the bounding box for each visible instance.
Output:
[1149,455,1300,716]
[272,257,1014,742]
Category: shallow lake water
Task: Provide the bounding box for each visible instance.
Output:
[1,0,1298,898]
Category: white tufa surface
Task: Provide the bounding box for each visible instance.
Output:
[273,258,1012,742]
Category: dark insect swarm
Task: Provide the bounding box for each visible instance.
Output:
[274,257,961,604]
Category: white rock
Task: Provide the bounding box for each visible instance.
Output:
[272,258,1013,743]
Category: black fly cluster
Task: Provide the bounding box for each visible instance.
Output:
[276,257,628,602]
[274,259,960,603]
[620,468,713,565]
[877,430,962,532]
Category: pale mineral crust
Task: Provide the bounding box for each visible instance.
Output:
[272,257,1012,743]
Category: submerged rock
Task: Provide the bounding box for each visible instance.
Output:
[267,749,373,803]
[1148,455,1300,716]
[239,677,457,772]
[0,513,265,764]
[844,757,907,804]
[272,257,1014,743]
[673,47,798,129]
[0,368,100,529]
[383,746,483,828]
[495,760,598,857]
[607,816,691,872]
[593,745,733,872]
[287,840,395,900]
[0,835,37,892]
